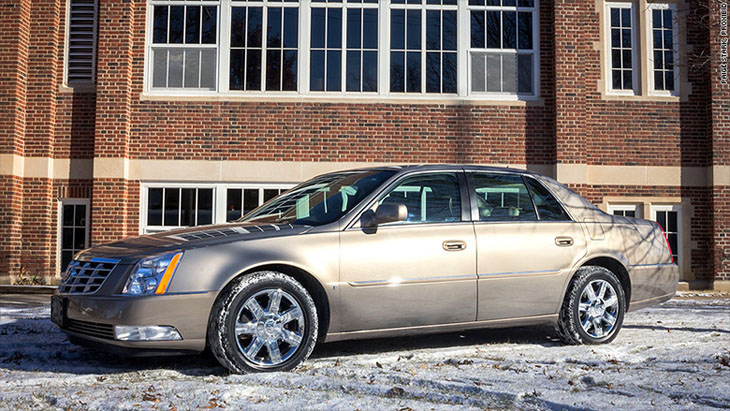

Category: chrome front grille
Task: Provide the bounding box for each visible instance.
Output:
[59,259,118,294]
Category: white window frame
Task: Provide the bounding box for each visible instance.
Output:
[143,0,541,101]
[650,204,682,264]
[604,2,638,96]
[57,198,91,273]
[607,203,641,218]
[646,3,679,97]
[465,1,540,99]
[140,182,295,234]
[63,0,98,86]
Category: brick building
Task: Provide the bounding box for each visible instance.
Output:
[0,0,727,289]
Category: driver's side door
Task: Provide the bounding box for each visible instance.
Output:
[338,171,477,332]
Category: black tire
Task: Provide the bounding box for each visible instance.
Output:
[556,266,626,345]
[208,271,318,373]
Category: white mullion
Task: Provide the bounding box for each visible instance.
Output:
[420,6,425,94]
[340,3,346,93]
[301,0,310,93]
[459,1,468,96]
[261,3,268,91]
[379,0,388,95]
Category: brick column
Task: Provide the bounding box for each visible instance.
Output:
[20,0,62,277]
[0,0,31,280]
[552,0,592,184]
[709,0,730,289]
[91,0,136,245]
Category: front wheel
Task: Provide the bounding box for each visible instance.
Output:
[208,271,318,373]
[556,266,626,345]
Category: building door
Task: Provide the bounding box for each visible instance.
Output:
[59,199,89,272]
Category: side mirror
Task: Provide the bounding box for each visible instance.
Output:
[361,204,407,228]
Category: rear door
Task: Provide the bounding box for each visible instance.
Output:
[339,171,477,332]
[469,173,586,320]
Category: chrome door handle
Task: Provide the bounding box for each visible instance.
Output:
[443,240,467,251]
[555,236,574,247]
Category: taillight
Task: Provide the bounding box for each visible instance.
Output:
[656,222,674,264]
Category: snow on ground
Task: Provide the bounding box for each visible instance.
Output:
[1,298,729,410]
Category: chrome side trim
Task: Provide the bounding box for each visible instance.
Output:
[629,263,676,268]
[477,269,561,279]
[324,314,558,342]
[348,274,476,287]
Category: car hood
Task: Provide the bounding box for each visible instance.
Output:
[78,223,313,263]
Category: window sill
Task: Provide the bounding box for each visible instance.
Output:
[600,93,682,103]
[139,92,545,107]
[59,84,96,94]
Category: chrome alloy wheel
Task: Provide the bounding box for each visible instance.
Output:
[578,279,619,339]
[234,288,305,367]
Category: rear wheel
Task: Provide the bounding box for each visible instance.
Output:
[556,266,625,345]
[208,271,318,373]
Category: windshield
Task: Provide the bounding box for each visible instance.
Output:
[240,169,397,226]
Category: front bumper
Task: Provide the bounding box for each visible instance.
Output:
[52,291,218,355]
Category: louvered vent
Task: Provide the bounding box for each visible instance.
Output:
[66,0,97,84]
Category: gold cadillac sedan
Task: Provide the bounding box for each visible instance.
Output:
[52,165,678,373]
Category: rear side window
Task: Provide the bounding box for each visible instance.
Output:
[379,173,462,224]
[525,178,571,221]
[471,173,537,222]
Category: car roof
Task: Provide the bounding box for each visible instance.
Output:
[332,164,543,177]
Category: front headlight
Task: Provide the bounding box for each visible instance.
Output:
[122,252,183,296]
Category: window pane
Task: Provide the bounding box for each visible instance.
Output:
[243,189,260,215]
[443,52,456,93]
[525,178,571,221]
[227,189,242,222]
[246,49,261,90]
[168,49,184,87]
[665,71,674,91]
[406,51,421,92]
[362,50,377,91]
[486,54,500,92]
[266,49,281,90]
[169,6,184,44]
[502,53,516,93]
[153,49,168,87]
[148,188,163,226]
[201,6,216,44]
[327,8,342,48]
[390,51,405,92]
[311,8,326,48]
[407,10,421,50]
[268,7,282,48]
[426,52,440,93]
[282,50,298,90]
[181,188,196,226]
[327,50,341,91]
[74,227,85,249]
[503,11,516,49]
[347,9,361,49]
[473,173,536,222]
[518,12,532,50]
[247,7,262,47]
[185,6,201,44]
[426,10,440,50]
[391,9,405,49]
[517,54,532,94]
[380,173,462,224]
[153,6,168,43]
[231,7,246,47]
[200,49,216,90]
[363,9,377,49]
[623,70,632,89]
[346,50,361,91]
[184,49,200,88]
[164,188,180,226]
[471,11,485,48]
[443,10,457,51]
[471,53,485,92]
[487,11,500,48]
[311,50,325,91]
[198,189,213,225]
[62,227,73,249]
[667,210,678,232]
[283,8,298,48]
[264,189,280,202]
[654,71,664,90]
[63,204,74,226]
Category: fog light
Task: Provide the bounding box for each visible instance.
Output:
[114,325,182,341]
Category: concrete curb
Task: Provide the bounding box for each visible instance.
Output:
[0,285,56,294]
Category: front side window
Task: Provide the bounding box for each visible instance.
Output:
[378,173,462,224]
[230,1,299,92]
[469,0,536,96]
[243,170,396,225]
[151,0,218,89]
[606,3,636,93]
[649,5,678,94]
[472,173,536,222]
